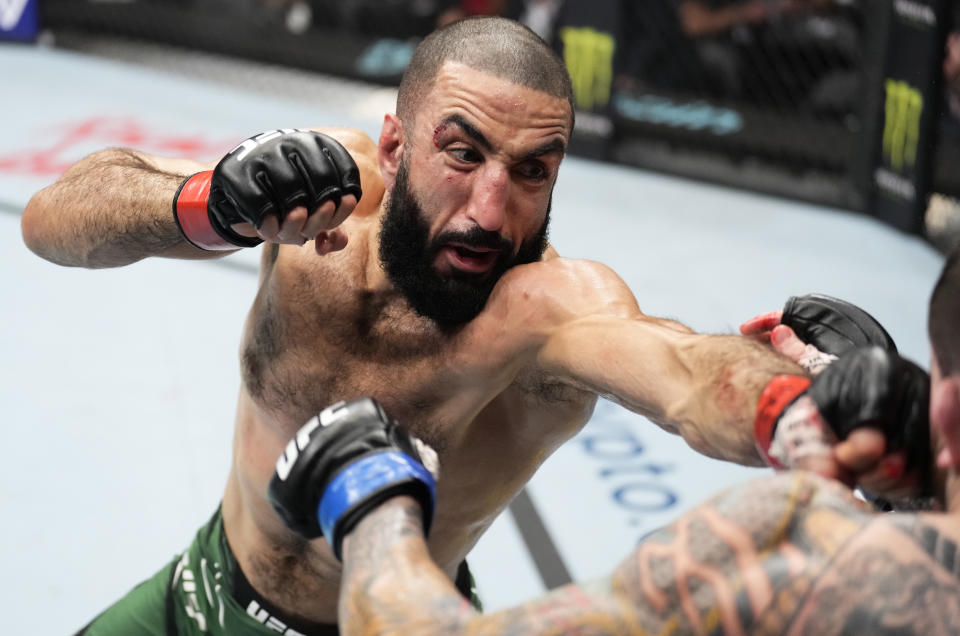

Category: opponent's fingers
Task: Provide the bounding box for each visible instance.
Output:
[833,428,887,473]
[739,310,783,336]
[792,454,854,488]
[852,451,919,496]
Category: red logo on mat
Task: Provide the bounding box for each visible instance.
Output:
[0,116,238,177]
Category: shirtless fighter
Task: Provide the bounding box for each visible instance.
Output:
[271,255,957,636]
[20,16,904,636]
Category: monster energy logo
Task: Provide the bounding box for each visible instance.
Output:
[560,27,615,112]
[881,79,923,173]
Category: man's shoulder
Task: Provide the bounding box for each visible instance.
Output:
[306,126,377,156]
[496,256,626,297]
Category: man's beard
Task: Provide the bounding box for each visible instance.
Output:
[378,162,549,328]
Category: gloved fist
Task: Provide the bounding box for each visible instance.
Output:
[781,293,898,356]
[755,347,931,492]
[173,129,362,251]
[741,293,896,375]
[267,397,437,560]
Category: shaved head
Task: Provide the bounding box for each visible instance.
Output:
[396,16,574,129]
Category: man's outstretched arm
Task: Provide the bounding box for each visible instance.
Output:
[530,265,932,484]
[492,258,805,466]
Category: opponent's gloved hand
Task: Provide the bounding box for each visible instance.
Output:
[754,347,931,492]
[741,293,896,374]
[173,129,362,251]
[781,293,897,355]
[267,397,437,560]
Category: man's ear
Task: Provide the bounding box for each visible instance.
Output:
[931,375,960,469]
[378,113,404,191]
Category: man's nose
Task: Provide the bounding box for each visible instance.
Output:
[466,164,509,232]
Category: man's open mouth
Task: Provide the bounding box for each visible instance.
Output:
[441,243,500,274]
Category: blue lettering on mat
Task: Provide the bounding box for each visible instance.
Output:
[577,400,679,544]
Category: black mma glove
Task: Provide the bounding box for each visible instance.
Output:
[267,397,436,560]
[782,293,897,356]
[755,347,930,481]
[173,129,362,250]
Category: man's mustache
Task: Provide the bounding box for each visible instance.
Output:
[432,226,513,253]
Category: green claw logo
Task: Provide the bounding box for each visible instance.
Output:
[882,79,923,173]
[560,26,616,112]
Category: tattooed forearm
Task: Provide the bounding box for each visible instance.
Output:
[340,500,478,636]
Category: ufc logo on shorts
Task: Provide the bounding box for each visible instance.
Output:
[274,401,349,480]
[246,600,307,635]
[229,129,302,162]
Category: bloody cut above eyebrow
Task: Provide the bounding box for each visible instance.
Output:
[432,114,567,158]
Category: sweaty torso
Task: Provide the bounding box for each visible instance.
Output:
[222,210,597,623]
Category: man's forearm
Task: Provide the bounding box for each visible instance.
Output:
[672,332,807,465]
[339,499,629,636]
[540,315,805,466]
[21,148,218,268]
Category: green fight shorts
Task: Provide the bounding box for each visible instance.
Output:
[76,507,481,635]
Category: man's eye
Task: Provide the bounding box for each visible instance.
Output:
[518,162,547,181]
[450,148,481,163]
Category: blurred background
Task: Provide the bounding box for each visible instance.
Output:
[8,0,960,250]
[0,1,955,633]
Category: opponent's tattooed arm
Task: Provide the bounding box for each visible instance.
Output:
[339,474,960,635]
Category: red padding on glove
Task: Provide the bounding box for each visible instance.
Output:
[754,375,812,468]
[173,171,236,251]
